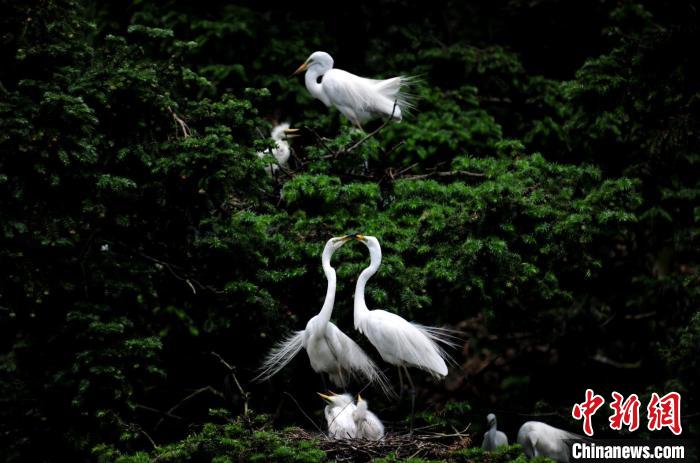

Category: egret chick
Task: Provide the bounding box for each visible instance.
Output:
[255,236,391,396]
[353,394,385,440]
[481,413,508,451]
[517,421,581,462]
[318,392,357,439]
[292,51,415,129]
[350,234,456,430]
[256,122,299,175]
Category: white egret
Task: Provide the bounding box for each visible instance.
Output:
[292,51,415,129]
[350,234,455,429]
[517,421,582,462]
[318,392,357,439]
[352,394,385,440]
[254,236,391,395]
[256,123,298,175]
[481,413,509,451]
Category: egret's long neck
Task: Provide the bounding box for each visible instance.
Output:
[318,247,336,324]
[305,65,331,107]
[354,244,381,329]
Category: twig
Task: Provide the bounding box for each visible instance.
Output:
[168,106,190,138]
[211,352,250,415]
[283,392,326,436]
[344,101,399,154]
[402,170,485,180]
[135,403,183,421]
[154,386,224,430]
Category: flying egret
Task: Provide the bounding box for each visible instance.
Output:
[292,51,415,129]
[255,236,391,395]
[517,421,582,462]
[256,122,299,175]
[352,394,385,440]
[350,234,455,430]
[481,413,509,451]
[318,392,357,439]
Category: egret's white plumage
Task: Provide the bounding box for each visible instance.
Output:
[256,122,296,175]
[351,235,453,377]
[255,236,391,395]
[319,392,357,439]
[293,51,415,128]
[517,421,581,462]
[352,395,385,440]
[481,413,509,451]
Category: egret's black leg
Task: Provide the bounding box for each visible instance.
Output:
[321,375,328,393]
[403,366,416,435]
[397,366,405,400]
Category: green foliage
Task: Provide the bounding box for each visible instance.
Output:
[93,416,326,463]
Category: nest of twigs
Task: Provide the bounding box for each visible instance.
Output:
[285,427,472,462]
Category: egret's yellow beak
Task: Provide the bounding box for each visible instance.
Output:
[353,234,366,242]
[317,392,335,403]
[283,127,301,138]
[357,394,363,401]
[292,61,309,76]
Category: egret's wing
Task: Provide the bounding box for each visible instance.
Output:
[362,310,449,377]
[323,69,375,113]
[325,322,395,398]
[252,330,305,382]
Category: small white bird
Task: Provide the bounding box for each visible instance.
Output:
[350,234,455,429]
[517,421,582,462]
[352,394,385,440]
[319,392,357,439]
[481,413,509,451]
[256,122,298,175]
[255,236,391,396]
[292,51,415,129]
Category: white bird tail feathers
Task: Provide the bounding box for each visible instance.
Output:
[360,75,418,121]
[252,330,305,383]
[419,325,462,365]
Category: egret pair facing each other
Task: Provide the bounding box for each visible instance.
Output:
[481,413,582,463]
[255,234,454,429]
[292,52,415,130]
[318,392,384,440]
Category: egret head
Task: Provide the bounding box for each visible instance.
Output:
[326,235,354,252]
[352,394,368,421]
[271,122,300,141]
[317,391,353,407]
[292,51,334,76]
[351,234,382,266]
[487,413,497,428]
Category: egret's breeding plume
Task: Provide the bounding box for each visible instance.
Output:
[352,395,385,441]
[481,413,508,451]
[350,234,456,430]
[517,421,582,462]
[254,236,391,395]
[292,51,415,129]
[256,123,298,175]
[319,392,357,439]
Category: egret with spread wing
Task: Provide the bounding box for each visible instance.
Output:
[350,234,456,430]
[255,236,391,396]
[292,51,415,129]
